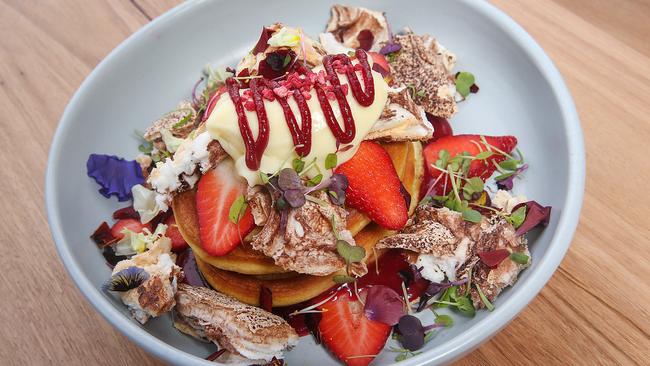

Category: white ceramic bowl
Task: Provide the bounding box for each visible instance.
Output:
[46,0,585,364]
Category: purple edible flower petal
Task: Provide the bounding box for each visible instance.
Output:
[496,164,528,191]
[514,200,552,236]
[176,250,207,288]
[87,154,144,201]
[327,173,348,206]
[363,285,405,326]
[103,266,148,292]
[278,168,303,191]
[379,42,401,55]
[283,189,306,208]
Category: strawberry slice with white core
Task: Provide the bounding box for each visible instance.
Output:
[318,288,392,366]
[196,159,255,256]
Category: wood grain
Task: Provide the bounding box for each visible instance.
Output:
[0,0,648,365]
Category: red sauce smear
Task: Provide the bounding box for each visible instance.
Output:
[274,249,429,336]
[227,49,375,170]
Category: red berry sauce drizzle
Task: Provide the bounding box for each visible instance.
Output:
[224,49,376,170]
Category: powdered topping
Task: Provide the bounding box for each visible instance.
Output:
[389,31,458,118]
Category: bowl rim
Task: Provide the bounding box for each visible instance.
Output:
[45,0,585,365]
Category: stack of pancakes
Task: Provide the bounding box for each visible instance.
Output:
[172,141,424,307]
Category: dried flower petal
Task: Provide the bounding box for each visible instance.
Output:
[91,221,116,246]
[514,201,552,236]
[103,266,149,292]
[87,154,144,201]
[372,62,389,78]
[102,246,127,268]
[363,285,405,326]
[112,206,140,220]
[252,27,274,54]
[206,349,227,361]
[478,249,510,268]
[357,29,374,51]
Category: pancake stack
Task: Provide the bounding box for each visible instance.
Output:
[173,141,424,306]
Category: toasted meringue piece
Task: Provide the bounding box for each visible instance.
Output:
[389,30,458,118]
[326,5,389,51]
[377,205,529,302]
[468,215,530,309]
[249,189,366,276]
[174,284,299,362]
[377,206,478,282]
[143,100,198,143]
[112,238,182,324]
[366,86,433,142]
[318,32,354,55]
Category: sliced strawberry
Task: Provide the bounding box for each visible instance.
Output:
[196,160,255,256]
[422,134,518,196]
[335,141,408,230]
[110,219,151,240]
[318,288,391,366]
[368,52,390,77]
[164,214,188,252]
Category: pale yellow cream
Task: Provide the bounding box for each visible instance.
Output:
[207,63,388,186]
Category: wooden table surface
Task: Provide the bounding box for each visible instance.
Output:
[1,0,648,365]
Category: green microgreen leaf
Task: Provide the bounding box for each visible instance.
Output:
[494,172,515,181]
[306,174,323,187]
[462,208,482,223]
[507,206,527,228]
[228,195,248,224]
[455,71,475,97]
[424,331,436,344]
[325,153,337,170]
[283,53,292,67]
[435,314,454,327]
[432,286,456,309]
[510,252,530,265]
[475,151,494,160]
[333,274,356,284]
[463,177,484,197]
[138,143,153,154]
[475,285,495,312]
[172,113,193,129]
[435,149,450,169]
[292,158,305,173]
[419,196,433,206]
[336,240,366,263]
[499,159,520,171]
[260,172,270,184]
[454,296,476,317]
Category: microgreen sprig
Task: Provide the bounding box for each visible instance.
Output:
[430,286,476,317]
